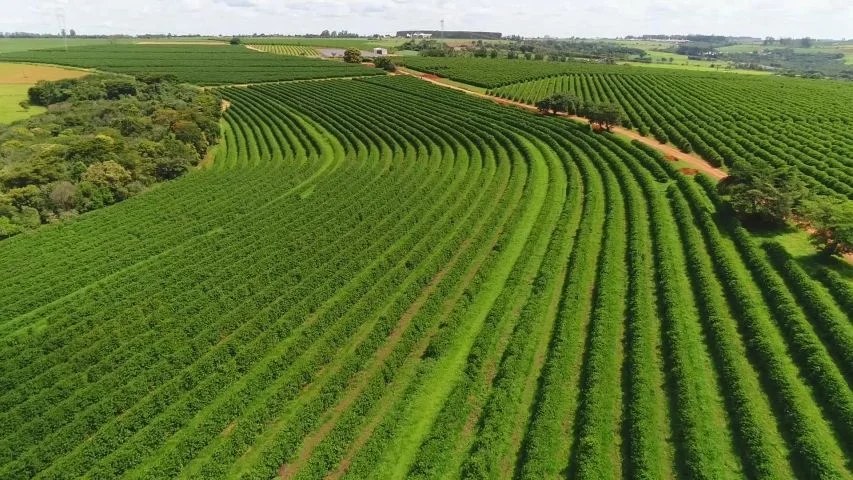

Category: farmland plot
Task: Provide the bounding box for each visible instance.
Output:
[0,44,381,85]
[491,71,853,198]
[0,76,850,480]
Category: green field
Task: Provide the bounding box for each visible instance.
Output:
[241,37,405,51]
[400,56,644,87]
[1,72,851,479]
[0,85,44,123]
[624,49,769,74]
[246,44,319,57]
[0,37,137,54]
[718,43,853,66]
[0,44,383,85]
[490,70,853,197]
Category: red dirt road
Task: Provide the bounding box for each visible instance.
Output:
[397,68,728,180]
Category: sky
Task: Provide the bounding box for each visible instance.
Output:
[2,0,851,39]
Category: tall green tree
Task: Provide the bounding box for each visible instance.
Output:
[720,162,810,226]
[343,48,363,63]
[801,197,853,257]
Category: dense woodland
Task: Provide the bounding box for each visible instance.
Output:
[0,75,221,238]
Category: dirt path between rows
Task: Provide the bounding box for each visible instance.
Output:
[396,68,728,181]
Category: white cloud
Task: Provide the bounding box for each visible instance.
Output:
[0,0,850,38]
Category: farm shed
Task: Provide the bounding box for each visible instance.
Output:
[373,48,388,55]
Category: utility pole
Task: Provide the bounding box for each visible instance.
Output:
[56,13,68,51]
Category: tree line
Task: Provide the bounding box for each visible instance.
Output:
[535,93,623,131]
[0,75,221,239]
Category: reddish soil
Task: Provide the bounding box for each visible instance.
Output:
[679,168,700,176]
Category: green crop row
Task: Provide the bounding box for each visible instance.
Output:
[0,44,382,85]
[2,75,851,480]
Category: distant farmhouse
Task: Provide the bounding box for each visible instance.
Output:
[396,30,502,40]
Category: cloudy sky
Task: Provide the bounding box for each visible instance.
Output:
[3,0,851,39]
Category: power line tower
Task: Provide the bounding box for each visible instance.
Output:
[56,12,68,51]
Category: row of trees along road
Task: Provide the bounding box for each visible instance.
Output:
[536,93,623,131]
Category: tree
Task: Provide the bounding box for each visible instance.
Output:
[553,94,581,115]
[373,56,396,72]
[582,103,622,131]
[69,29,76,37]
[489,49,498,59]
[763,36,775,45]
[230,37,241,45]
[320,30,331,37]
[82,161,131,188]
[799,37,814,48]
[343,48,362,63]
[535,98,552,114]
[103,79,137,99]
[804,199,853,258]
[49,181,79,211]
[719,162,810,226]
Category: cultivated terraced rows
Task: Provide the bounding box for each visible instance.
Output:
[247,44,319,57]
[490,72,853,199]
[0,76,851,479]
[0,44,379,85]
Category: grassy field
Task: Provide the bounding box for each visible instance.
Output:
[0,74,851,479]
[621,59,770,74]
[0,37,136,54]
[0,85,44,123]
[241,37,405,51]
[718,42,853,64]
[0,62,88,123]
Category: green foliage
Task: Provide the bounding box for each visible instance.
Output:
[372,56,396,72]
[581,102,623,130]
[343,47,362,64]
[801,197,853,257]
[0,74,221,237]
[720,162,810,226]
